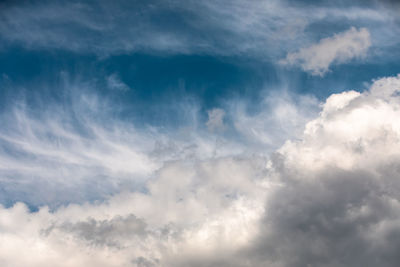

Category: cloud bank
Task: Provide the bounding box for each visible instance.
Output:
[281,27,371,76]
[1,74,400,266]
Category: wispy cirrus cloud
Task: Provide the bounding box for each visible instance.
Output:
[0,76,317,207]
[0,0,393,60]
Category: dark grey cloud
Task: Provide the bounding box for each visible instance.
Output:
[132,257,159,267]
[171,164,400,267]
[245,166,400,267]
[54,214,148,248]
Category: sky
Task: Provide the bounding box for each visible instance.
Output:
[1,0,400,266]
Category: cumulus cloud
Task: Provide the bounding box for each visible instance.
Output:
[0,155,268,267]
[2,74,400,266]
[281,27,371,76]
[239,74,400,267]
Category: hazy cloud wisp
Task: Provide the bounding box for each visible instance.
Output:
[281,27,371,75]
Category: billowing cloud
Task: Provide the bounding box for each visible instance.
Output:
[281,27,371,76]
[0,155,268,267]
[1,73,400,266]
[236,74,400,266]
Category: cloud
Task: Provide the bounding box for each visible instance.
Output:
[0,155,268,267]
[51,214,148,248]
[2,1,400,266]
[0,75,274,207]
[2,74,400,266]
[0,74,324,208]
[107,73,129,91]
[235,74,400,267]
[281,27,371,76]
[278,74,400,171]
[168,74,400,266]
[232,90,319,151]
[206,108,226,132]
[0,97,159,206]
[0,0,392,58]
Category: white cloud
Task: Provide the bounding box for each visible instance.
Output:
[281,27,371,75]
[279,74,400,172]
[0,155,269,267]
[2,74,400,266]
[240,74,400,267]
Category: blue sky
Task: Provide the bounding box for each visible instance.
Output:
[1,1,400,266]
